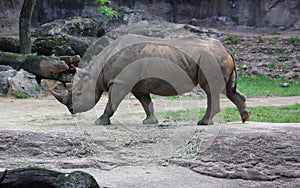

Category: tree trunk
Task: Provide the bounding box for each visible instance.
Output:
[19,0,36,54]
[0,51,78,83]
[0,167,99,188]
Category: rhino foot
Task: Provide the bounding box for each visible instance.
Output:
[241,109,252,123]
[95,117,111,125]
[143,116,158,124]
[197,118,213,126]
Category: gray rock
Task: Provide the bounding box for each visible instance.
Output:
[0,65,14,71]
[32,36,89,56]
[7,69,41,97]
[33,17,102,37]
[0,69,17,96]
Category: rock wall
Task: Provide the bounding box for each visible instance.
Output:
[0,0,23,33]
[0,0,299,29]
[117,0,300,28]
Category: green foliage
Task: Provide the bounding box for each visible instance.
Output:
[222,104,300,123]
[257,35,264,43]
[289,36,300,47]
[30,52,38,56]
[225,35,241,45]
[268,62,276,69]
[237,75,300,97]
[50,54,57,58]
[277,54,288,62]
[251,46,258,53]
[158,104,300,123]
[244,41,251,47]
[14,92,29,99]
[95,0,119,19]
[269,37,279,45]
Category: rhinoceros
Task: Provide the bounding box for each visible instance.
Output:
[52,34,251,125]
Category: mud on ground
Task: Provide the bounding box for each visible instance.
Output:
[0,95,299,187]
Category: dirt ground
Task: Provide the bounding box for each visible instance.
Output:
[0,95,299,187]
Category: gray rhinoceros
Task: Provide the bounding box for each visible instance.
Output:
[52,34,251,125]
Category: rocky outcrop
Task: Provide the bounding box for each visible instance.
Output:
[0,66,17,96]
[33,17,103,37]
[1,0,299,31]
[115,0,300,28]
[0,0,23,34]
[7,69,40,97]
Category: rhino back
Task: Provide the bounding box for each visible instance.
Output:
[85,35,233,93]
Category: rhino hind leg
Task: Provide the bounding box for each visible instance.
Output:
[224,88,251,123]
[133,92,158,124]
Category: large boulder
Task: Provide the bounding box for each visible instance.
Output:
[0,37,20,53]
[33,17,103,38]
[0,66,17,96]
[32,37,89,57]
[7,69,41,97]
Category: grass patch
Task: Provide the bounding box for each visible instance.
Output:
[237,75,300,97]
[158,104,300,123]
[222,104,300,123]
[225,35,241,45]
[14,92,29,99]
[124,75,299,100]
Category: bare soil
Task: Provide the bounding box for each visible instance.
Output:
[0,95,299,187]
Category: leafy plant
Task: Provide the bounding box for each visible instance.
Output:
[289,36,300,47]
[269,37,279,45]
[251,46,258,53]
[268,62,276,69]
[30,52,38,56]
[95,0,119,19]
[277,54,288,62]
[225,35,241,45]
[15,92,29,99]
[244,41,251,47]
[50,54,57,58]
[257,35,264,43]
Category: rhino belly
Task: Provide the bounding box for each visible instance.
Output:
[132,78,195,96]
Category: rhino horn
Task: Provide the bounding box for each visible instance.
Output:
[51,90,68,105]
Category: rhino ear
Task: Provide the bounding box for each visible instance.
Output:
[76,68,89,78]
[51,90,68,105]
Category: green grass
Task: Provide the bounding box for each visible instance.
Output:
[158,104,300,123]
[237,75,300,97]
[124,75,299,100]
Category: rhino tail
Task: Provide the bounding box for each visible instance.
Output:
[227,53,237,94]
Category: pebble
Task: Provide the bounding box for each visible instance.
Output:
[279,82,290,88]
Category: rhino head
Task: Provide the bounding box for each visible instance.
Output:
[52,68,100,114]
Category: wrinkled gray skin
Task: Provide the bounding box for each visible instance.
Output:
[52,34,251,125]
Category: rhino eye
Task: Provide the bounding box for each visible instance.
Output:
[75,92,82,97]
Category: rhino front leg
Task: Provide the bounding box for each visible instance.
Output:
[95,84,129,125]
[95,98,114,125]
[133,92,158,124]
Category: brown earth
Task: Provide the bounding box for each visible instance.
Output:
[0,95,299,187]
